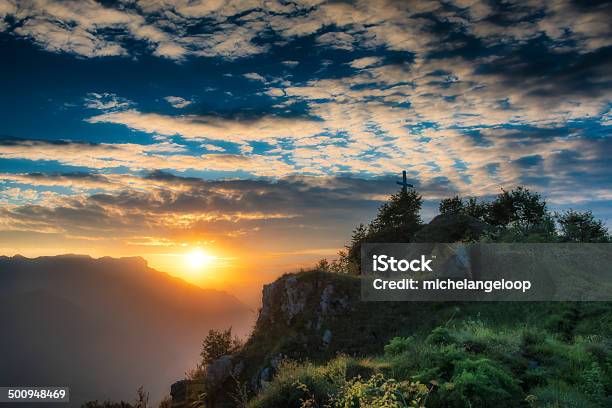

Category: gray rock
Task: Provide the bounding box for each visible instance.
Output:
[414,213,490,243]
[205,355,233,389]
[259,367,272,387]
[320,284,335,315]
[270,353,285,370]
[322,329,332,348]
[260,281,277,323]
[231,360,245,378]
[281,276,311,323]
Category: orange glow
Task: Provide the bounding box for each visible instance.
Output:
[184,248,216,270]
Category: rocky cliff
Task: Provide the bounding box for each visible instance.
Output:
[195,270,456,407]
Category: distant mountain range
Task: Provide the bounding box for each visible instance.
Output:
[0,255,252,406]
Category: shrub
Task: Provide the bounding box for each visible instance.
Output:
[200,328,242,366]
[385,337,415,356]
[531,381,597,408]
[442,358,522,408]
[331,373,431,408]
[426,327,455,346]
[248,358,346,408]
[579,362,607,407]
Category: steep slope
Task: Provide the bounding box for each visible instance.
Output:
[195,270,612,408]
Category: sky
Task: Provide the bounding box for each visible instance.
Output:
[0,0,611,299]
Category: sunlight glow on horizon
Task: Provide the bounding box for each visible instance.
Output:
[184,248,216,270]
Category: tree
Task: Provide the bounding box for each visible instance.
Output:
[200,328,242,366]
[346,223,368,268]
[439,196,488,220]
[134,386,149,408]
[557,210,609,243]
[368,189,423,240]
[464,197,489,220]
[440,195,464,215]
[487,187,548,230]
[316,258,330,272]
[343,189,423,273]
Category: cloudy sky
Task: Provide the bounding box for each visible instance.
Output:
[0,0,611,295]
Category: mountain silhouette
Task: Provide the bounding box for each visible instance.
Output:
[0,255,251,406]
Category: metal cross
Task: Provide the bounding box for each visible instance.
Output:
[396,170,414,193]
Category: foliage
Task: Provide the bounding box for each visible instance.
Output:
[134,386,149,408]
[82,402,135,408]
[343,190,423,271]
[425,327,455,346]
[368,190,423,239]
[82,387,152,408]
[530,381,598,408]
[200,327,242,366]
[248,358,347,408]
[442,358,521,408]
[326,185,609,273]
[578,362,607,406]
[385,337,415,357]
[439,196,464,215]
[557,210,609,243]
[331,373,431,408]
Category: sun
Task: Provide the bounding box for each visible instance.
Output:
[184,248,216,269]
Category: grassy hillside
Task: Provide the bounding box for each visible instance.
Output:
[247,281,612,407]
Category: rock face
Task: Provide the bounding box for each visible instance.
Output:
[247,272,357,390]
[259,273,348,328]
[206,355,233,389]
[414,213,490,243]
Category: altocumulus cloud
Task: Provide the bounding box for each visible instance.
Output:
[0,0,610,210]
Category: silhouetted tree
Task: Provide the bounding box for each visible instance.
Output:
[134,386,149,408]
[346,223,368,268]
[487,187,548,230]
[316,258,330,272]
[439,195,464,215]
[343,190,423,272]
[464,197,489,220]
[368,190,423,237]
[200,328,242,366]
[557,210,609,243]
[82,402,133,408]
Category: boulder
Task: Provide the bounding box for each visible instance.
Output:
[205,355,233,389]
[414,213,490,243]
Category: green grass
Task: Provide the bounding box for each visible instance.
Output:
[247,288,612,407]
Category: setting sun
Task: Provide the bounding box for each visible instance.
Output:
[185,248,216,270]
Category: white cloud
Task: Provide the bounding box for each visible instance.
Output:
[164,96,193,109]
[316,31,355,51]
[1,0,608,61]
[85,93,133,110]
[349,56,382,69]
[201,144,225,152]
[243,72,266,82]
[0,138,294,177]
[85,109,326,143]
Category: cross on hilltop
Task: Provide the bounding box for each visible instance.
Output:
[396,170,414,193]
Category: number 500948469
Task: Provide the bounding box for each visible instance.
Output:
[1,387,69,403]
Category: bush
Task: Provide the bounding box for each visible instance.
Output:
[531,381,597,408]
[331,373,431,408]
[443,358,522,408]
[384,337,415,356]
[579,362,607,407]
[426,327,455,346]
[248,358,346,408]
[200,328,242,366]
